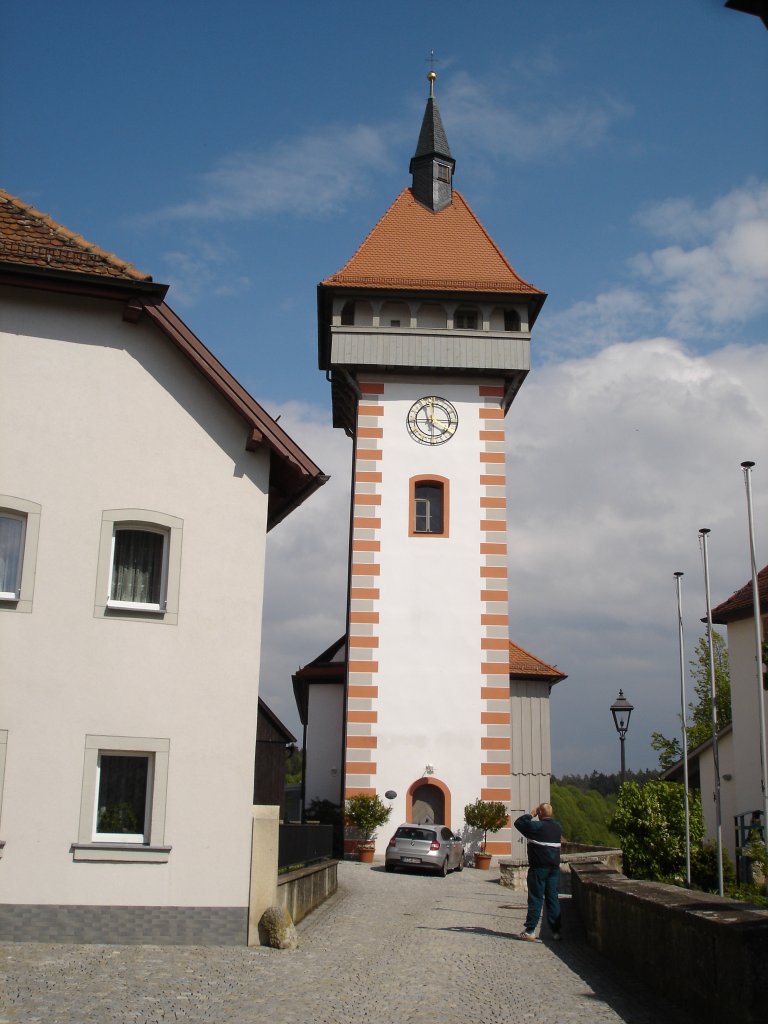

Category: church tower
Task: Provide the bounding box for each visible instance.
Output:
[316,74,557,857]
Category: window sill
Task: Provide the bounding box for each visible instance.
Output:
[106,600,165,613]
[71,843,171,863]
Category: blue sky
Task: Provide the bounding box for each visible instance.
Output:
[5,1,767,774]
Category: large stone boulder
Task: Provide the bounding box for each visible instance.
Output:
[260,905,299,950]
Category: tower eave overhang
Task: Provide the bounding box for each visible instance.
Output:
[317,281,546,373]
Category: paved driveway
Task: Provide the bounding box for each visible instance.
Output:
[0,860,696,1024]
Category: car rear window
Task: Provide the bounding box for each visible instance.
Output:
[395,827,435,841]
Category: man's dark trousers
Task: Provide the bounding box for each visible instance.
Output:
[524,865,561,934]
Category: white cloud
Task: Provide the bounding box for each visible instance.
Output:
[159,124,394,222]
[443,71,628,163]
[541,181,768,355]
[256,342,768,772]
[507,338,768,773]
[256,401,351,733]
[160,239,251,305]
[632,181,768,335]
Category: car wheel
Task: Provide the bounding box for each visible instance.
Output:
[440,856,448,877]
[456,852,464,872]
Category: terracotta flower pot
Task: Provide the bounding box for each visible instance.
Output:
[358,845,375,863]
[474,851,492,870]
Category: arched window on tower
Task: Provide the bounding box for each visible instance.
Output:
[340,301,355,326]
[454,307,478,330]
[410,476,449,537]
[504,309,521,332]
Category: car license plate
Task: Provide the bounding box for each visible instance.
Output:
[401,856,420,864]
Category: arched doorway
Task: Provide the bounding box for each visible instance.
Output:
[411,784,443,825]
[406,777,452,827]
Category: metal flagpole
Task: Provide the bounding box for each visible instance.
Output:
[674,571,692,886]
[741,461,768,857]
[699,528,724,896]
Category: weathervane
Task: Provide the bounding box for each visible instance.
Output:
[425,49,440,96]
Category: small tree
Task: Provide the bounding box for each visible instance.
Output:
[344,793,392,846]
[651,631,731,769]
[610,780,704,882]
[464,799,508,849]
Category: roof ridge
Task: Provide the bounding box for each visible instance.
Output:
[0,188,152,282]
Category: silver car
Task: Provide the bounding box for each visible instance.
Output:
[385,824,465,876]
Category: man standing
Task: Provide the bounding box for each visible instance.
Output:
[514,803,562,942]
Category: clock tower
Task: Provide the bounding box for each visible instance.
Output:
[315,74,559,857]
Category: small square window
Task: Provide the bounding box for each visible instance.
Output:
[0,513,25,600]
[94,753,151,843]
[436,163,451,183]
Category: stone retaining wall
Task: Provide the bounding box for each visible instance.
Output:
[570,861,768,1024]
[277,859,338,925]
[499,845,623,893]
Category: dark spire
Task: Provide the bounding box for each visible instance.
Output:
[409,72,455,212]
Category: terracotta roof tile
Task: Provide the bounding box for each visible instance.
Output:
[323,188,543,295]
[0,189,151,282]
[712,564,768,624]
[507,640,566,683]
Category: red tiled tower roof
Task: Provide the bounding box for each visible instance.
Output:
[322,188,543,296]
[507,641,566,684]
[0,189,151,281]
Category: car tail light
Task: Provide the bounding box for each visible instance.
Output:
[430,839,441,851]
[388,837,396,848]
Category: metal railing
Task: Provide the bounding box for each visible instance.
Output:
[278,823,334,873]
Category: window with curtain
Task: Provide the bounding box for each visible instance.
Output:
[109,528,166,609]
[414,482,444,534]
[0,513,25,599]
[94,752,151,843]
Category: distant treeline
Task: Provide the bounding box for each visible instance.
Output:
[550,769,660,847]
[553,768,660,798]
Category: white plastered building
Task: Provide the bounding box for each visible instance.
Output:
[0,190,325,943]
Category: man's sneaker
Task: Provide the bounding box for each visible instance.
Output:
[519,930,538,941]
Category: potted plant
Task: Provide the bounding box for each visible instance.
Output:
[344,793,392,863]
[464,799,508,869]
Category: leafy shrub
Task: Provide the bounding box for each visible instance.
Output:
[610,781,704,882]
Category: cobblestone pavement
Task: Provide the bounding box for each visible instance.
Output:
[0,860,697,1024]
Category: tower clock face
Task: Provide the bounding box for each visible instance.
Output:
[406,396,459,445]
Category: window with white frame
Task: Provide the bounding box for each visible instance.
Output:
[95,510,182,624]
[0,513,25,600]
[0,497,41,613]
[94,751,152,843]
[109,527,168,611]
[74,734,170,862]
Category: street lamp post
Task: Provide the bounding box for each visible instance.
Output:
[611,689,634,786]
